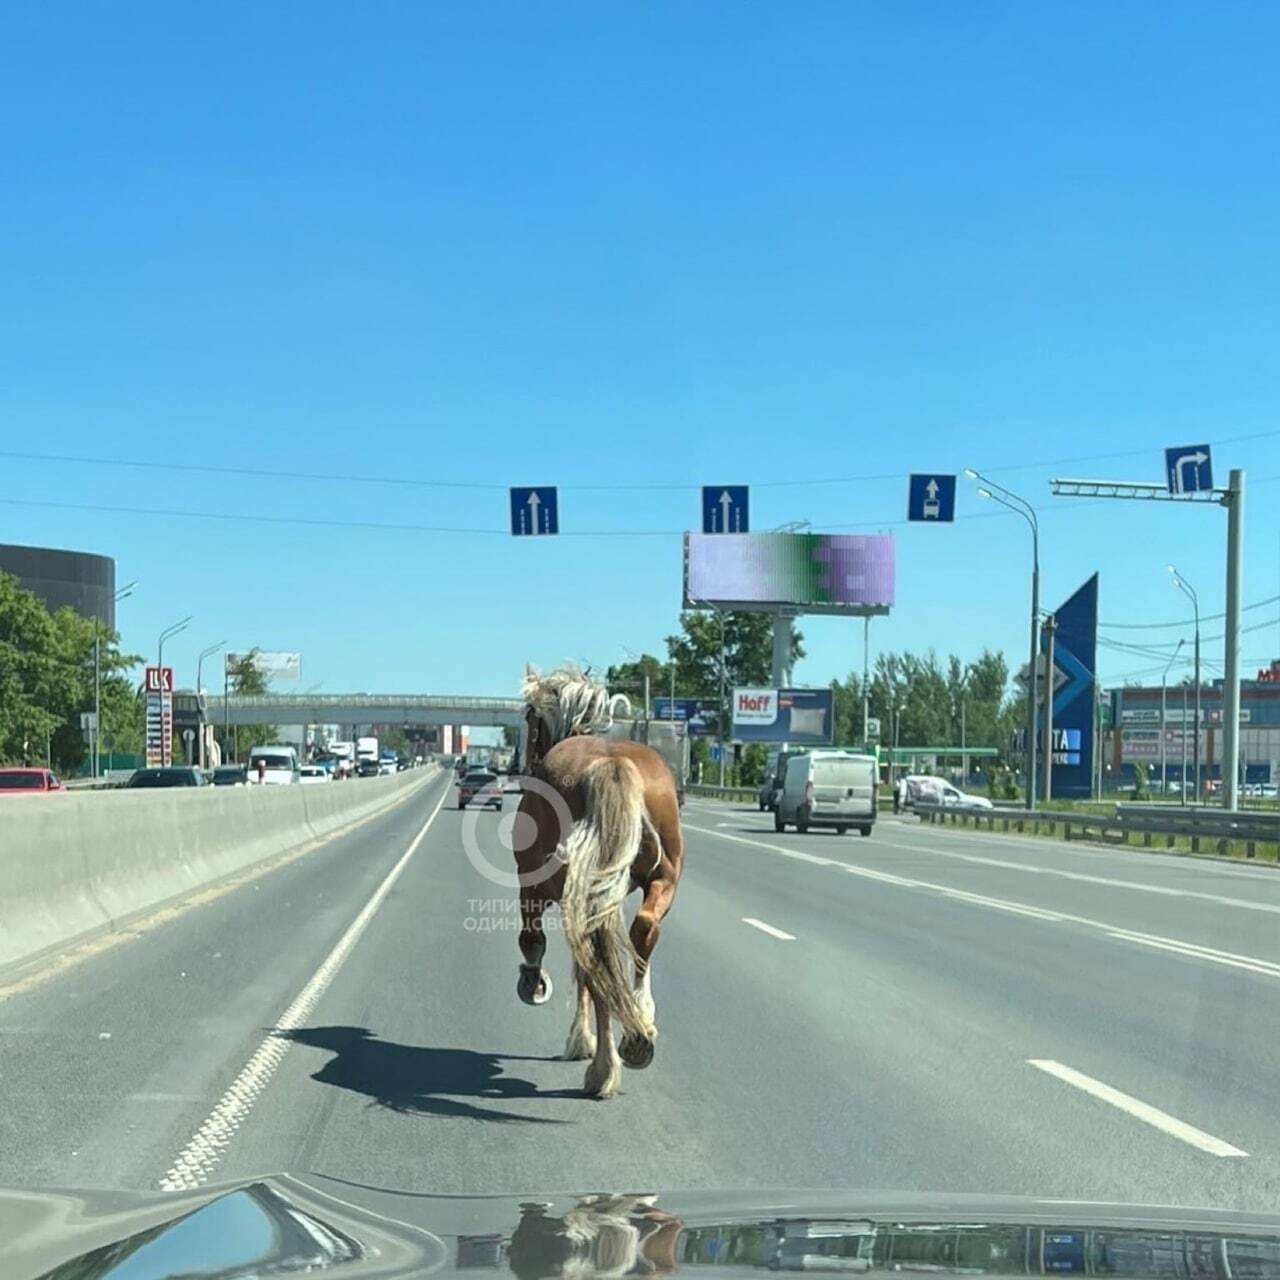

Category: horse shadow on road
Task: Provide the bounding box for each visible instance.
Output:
[276,1025,577,1124]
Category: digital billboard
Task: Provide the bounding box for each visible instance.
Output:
[731,687,834,745]
[684,533,894,615]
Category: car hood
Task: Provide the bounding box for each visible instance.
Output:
[11,1178,1280,1280]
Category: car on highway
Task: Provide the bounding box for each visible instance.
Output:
[246,745,300,785]
[356,758,382,778]
[936,783,994,811]
[0,767,66,796]
[458,769,503,810]
[126,767,207,788]
[209,765,247,787]
[759,748,807,811]
[775,750,876,835]
[298,764,329,785]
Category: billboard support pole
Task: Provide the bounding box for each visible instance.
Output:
[771,614,789,688]
[1223,469,1245,811]
[718,608,727,788]
[862,616,871,747]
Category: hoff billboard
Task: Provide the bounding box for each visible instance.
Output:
[731,686,834,745]
[684,533,894,616]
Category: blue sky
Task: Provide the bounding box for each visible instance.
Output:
[2,3,1279,701]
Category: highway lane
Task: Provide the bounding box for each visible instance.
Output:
[0,781,1276,1213]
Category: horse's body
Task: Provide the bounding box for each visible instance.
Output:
[515,668,685,1099]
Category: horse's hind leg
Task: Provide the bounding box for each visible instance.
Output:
[583,987,622,1099]
[516,882,554,1006]
[562,965,597,1059]
[619,876,675,1069]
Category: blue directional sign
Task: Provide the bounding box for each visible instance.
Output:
[702,485,748,534]
[509,486,559,536]
[1165,444,1213,495]
[907,473,956,523]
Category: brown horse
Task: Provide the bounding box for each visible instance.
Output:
[514,666,685,1099]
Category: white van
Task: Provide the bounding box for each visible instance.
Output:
[246,745,300,785]
[775,750,877,836]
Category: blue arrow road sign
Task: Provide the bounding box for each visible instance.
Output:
[509,486,559,536]
[702,485,749,533]
[907,474,956,522]
[1164,444,1213,495]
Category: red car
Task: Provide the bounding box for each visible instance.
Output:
[0,767,66,795]
[458,770,503,810]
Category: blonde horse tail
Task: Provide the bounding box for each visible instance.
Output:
[560,755,648,1041]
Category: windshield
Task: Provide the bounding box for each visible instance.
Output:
[4,2,1279,1229]
[0,773,44,790]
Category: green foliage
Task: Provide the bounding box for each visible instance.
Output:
[737,743,769,787]
[0,573,142,770]
[1133,759,1151,800]
[221,649,277,757]
[607,613,804,736]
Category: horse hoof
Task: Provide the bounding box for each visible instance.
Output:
[517,967,552,1006]
[619,1032,655,1070]
[562,1029,597,1060]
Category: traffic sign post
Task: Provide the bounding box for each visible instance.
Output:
[509,487,559,536]
[907,474,956,523]
[1051,460,1245,809]
[701,486,749,533]
[1165,444,1213,495]
[865,716,881,742]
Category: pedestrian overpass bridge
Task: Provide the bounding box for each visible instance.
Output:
[204,693,525,728]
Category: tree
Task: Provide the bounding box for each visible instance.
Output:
[0,573,141,771]
[222,650,277,757]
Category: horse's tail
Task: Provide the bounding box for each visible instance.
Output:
[559,755,648,1039]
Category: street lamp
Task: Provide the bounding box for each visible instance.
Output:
[157,616,192,672]
[195,641,226,771]
[1169,566,1201,799]
[1160,637,1186,800]
[967,469,1039,809]
[93,581,137,779]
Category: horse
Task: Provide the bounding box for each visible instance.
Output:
[513,665,685,1099]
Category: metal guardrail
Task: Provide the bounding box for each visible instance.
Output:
[686,783,759,804]
[916,800,1280,859]
[205,693,523,712]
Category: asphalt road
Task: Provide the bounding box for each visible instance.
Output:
[1,773,1277,1212]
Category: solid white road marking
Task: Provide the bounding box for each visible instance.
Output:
[158,777,451,1191]
[875,836,1280,917]
[741,917,796,941]
[684,823,1280,981]
[1026,1059,1248,1158]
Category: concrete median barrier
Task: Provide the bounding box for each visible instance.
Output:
[0,768,439,976]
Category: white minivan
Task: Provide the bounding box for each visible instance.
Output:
[775,750,877,836]
[246,745,300,785]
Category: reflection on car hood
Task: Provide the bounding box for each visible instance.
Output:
[12,1179,1280,1280]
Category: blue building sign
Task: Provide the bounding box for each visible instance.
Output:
[1042,574,1097,798]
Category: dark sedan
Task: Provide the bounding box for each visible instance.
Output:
[126,767,207,788]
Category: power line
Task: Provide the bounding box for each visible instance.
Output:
[1099,594,1280,631]
[1,425,1278,496]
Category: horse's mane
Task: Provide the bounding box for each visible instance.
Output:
[522,665,631,745]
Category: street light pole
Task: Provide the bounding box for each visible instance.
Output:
[1160,638,1186,797]
[1169,568,1201,800]
[195,641,226,771]
[967,471,1039,810]
[94,582,137,779]
[157,615,193,673]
